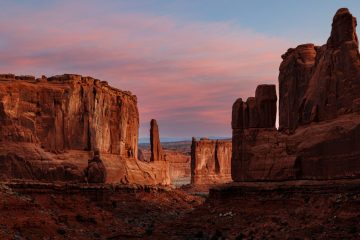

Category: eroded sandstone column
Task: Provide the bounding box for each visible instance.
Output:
[150,119,164,161]
[255,85,277,128]
[231,84,277,181]
[231,98,245,181]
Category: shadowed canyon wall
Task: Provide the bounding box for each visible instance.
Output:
[191,138,232,184]
[0,74,169,185]
[232,8,360,181]
[279,8,360,132]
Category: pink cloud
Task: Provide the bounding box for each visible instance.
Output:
[0,4,293,138]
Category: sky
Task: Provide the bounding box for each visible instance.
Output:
[1,0,360,139]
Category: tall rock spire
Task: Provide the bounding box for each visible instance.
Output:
[279,8,360,131]
[327,8,358,48]
[150,119,164,161]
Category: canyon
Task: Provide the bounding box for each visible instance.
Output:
[1,7,360,240]
[2,9,360,185]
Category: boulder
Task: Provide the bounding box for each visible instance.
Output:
[84,150,107,183]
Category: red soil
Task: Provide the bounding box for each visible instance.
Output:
[1,180,360,239]
[0,183,203,239]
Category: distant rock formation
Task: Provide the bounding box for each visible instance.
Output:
[166,150,191,186]
[138,149,146,162]
[232,8,360,181]
[150,119,164,161]
[149,119,171,184]
[138,142,191,186]
[0,74,169,185]
[191,137,232,184]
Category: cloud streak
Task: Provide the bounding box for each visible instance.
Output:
[0,2,293,137]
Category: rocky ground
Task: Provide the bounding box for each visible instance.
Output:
[0,182,203,240]
[155,180,360,239]
[1,180,360,239]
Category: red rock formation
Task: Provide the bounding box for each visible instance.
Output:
[279,8,360,131]
[233,115,360,181]
[148,119,171,184]
[150,119,164,161]
[254,85,277,128]
[278,44,317,131]
[232,8,360,181]
[165,150,191,186]
[191,138,232,184]
[138,142,191,186]
[0,74,169,185]
[232,85,277,130]
[231,85,277,181]
[84,150,107,183]
[0,74,138,155]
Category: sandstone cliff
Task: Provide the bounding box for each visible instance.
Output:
[191,138,232,184]
[0,74,138,156]
[232,8,360,181]
[231,85,278,181]
[0,74,169,185]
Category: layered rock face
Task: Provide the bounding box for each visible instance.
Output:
[232,8,360,181]
[191,138,232,184]
[279,8,360,132]
[166,151,191,186]
[0,74,138,156]
[0,74,169,184]
[231,85,278,181]
[232,84,277,130]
